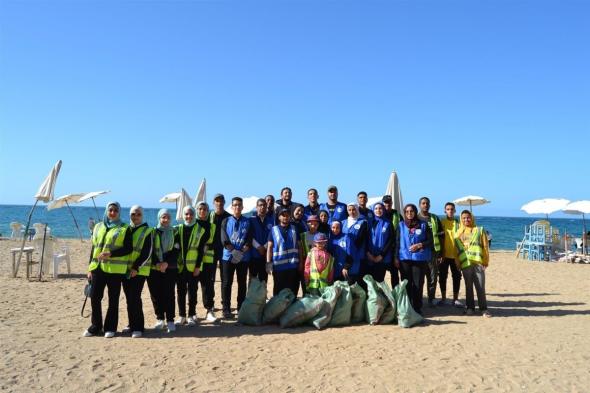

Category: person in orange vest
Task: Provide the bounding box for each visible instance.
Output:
[304,233,334,296]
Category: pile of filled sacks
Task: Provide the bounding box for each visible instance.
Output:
[237,276,424,330]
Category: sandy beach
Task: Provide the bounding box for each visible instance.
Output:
[1,238,589,393]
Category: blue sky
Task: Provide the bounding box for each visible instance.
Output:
[1,0,588,217]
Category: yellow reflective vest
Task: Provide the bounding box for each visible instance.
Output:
[307,250,334,290]
[128,225,153,277]
[88,222,130,274]
[177,223,206,273]
[455,226,485,269]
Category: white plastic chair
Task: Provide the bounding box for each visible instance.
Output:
[10,222,23,239]
[53,241,71,278]
[32,223,52,240]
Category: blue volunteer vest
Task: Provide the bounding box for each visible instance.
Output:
[222,216,251,263]
[398,221,432,262]
[369,218,392,265]
[319,202,348,224]
[270,225,299,272]
[341,219,365,275]
[328,233,349,279]
[249,213,274,260]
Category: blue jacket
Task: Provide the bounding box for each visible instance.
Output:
[341,219,367,275]
[249,213,274,260]
[329,233,349,280]
[398,221,431,262]
[368,218,393,265]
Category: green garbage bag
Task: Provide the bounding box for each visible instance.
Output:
[309,285,342,330]
[377,281,397,324]
[237,278,267,326]
[364,275,388,325]
[393,279,424,328]
[262,288,295,324]
[350,283,367,323]
[279,295,324,328]
[329,281,352,327]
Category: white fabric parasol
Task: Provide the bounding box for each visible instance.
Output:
[384,171,404,213]
[78,190,111,221]
[193,178,207,206]
[47,193,86,241]
[176,188,193,222]
[160,192,181,203]
[454,195,491,212]
[521,198,570,219]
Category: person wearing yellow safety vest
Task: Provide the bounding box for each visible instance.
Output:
[304,233,334,296]
[220,197,253,319]
[439,202,463,308]
[195,201,218,323]
[455,210,491,318]
[418,197,444,307]
[83,202,133,338]
[121,205,153,338]
[300,215,321,295]
[175,205,209,327]
[147,209,179,333]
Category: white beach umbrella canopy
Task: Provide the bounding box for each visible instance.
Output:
[226,196,260,215]
[453,195,491,212]
[521,198,570,218]
[176,188,193,222]
[78,190,111,221]
[159,192,181,203]
[193,178,207,206]
[47,193,86,241]
[562,200,590,254]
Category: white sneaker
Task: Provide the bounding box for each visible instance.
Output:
[104,331,115,338]
[131,331,142,338]
[454,300,464,308]
[176,316,187,325]
[122,326,131,334]
[153,320,165,330]
[167,321,176,332]
[187,315,198,326]
[206,310,218,322]
[82,329,94,337]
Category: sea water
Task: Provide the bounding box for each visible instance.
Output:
[0,204,585,251]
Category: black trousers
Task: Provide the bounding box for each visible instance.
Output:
[147,269,177,322]
[364,263,387,283]
[272,269,299,297]
[177,269,198,317]
[439,258,462,299]
[425,256,438,302]
[122,275,146,332]
[221,261,248,312]
[89,268,123,334]
[388,265,400,289]
[197,262,216,311]
[399,260,428,314]
[249,258,268,283]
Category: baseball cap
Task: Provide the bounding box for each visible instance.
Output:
[277,207,290,216]
[382,195,392,203]
[327,185,338,192]
[213,193,225,201]
[314,233,328,243]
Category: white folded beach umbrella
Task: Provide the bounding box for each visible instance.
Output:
[563,200,590,254]
[47,193,86,241]
[176,188,193,222]
[385,171,404,213]
[16,160,63,277]
[453,195,491,212]
[78,190,110,221]
[521,198,570,220]
[159,192,181,203]
[193,178,207,206]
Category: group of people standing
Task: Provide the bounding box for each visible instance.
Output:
[83,185,491,339]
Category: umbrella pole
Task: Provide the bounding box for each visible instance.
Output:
[38,224,48,281]
[15,200,39,278]
[470,201,472,212]
[92,197,100,222]
[66,200,84,242]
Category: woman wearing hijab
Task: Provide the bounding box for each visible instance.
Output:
[341,203,368,286]
[175,205,209,327]
[395,203,433,315]
[455,210,491,317]
[317,209,331,235]
[148,209,179,332]
[122,205,153,338]
[365,202,394,283]
[194,201,217,322]
[83,202,133,338]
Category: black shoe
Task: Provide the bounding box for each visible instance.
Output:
[223,310,233,319]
